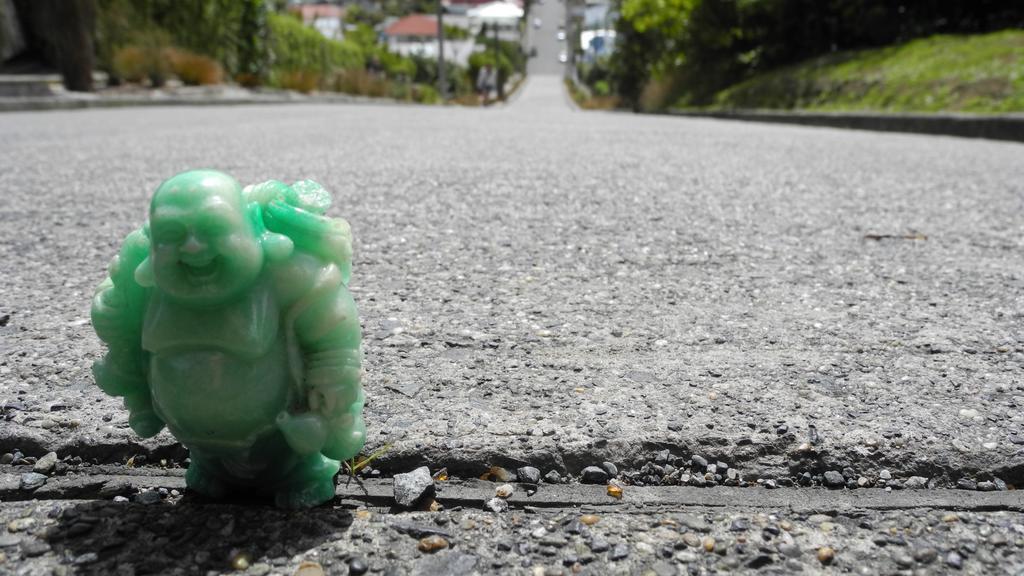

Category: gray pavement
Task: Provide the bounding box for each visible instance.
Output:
[525,0,569,77]
[1,44,1024,574]
[2,471,1024,574]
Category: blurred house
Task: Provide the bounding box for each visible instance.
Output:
[466,1,523,42]
[579,0,617,61]
[288,3,346,40]
[384,14,439,56]
[383,14,476,65]
[446,0,523,16]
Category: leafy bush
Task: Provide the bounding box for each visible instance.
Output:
[268,12,362,88]
[111,46,150,83]
[610,0,1024,110]
[98,0,270,83]
[166,48,224,85]
[333,69,390,98]
[111,29,173,86]
[413,84,440,104]
[712,30,1024,113]
[276,70,320,93]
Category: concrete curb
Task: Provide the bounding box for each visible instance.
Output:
[0,93,408,113]
[666,108,1024,143]
[3,469,1022,513]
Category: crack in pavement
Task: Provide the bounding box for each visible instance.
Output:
[3,471,1021,513]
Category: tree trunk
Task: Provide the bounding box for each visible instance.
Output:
[15,0,96,91]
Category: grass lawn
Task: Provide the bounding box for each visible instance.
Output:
[707,30,1024,114]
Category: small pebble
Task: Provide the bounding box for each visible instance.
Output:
[230,551,251,571]
[589,537,610,553]
[393,467,434,508]
[610,543,629,561]
[823,471,845,488]
[418,535,449,553]
[894,553,914,568]
[32,452,58,475]
[21,540,50,557]
[133,490,162,505]
[817,546,835,565]
[293,561,324,576]
[7,518,36,533]
[914,547,938,564]
[778,543,801,558]
[348,558,369,575]
[73,552,98,565]
[517,466,541,484]
[485,497,509,513]
[702,537,715,553]
[581,466,609,484]
[19,473,47,491]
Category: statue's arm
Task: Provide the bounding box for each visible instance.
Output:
[282,260,366,462]
[91,227,164,438]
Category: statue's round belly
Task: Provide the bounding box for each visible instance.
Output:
[150,341,290,452]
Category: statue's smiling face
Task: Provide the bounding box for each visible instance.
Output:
[150,171,263,307]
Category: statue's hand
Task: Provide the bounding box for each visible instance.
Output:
[124,391,164,438]
[276,411,328,456]
[129,410,165,438]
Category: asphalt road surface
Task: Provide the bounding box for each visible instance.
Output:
[525,0,569,77]
[2,70,1023,498]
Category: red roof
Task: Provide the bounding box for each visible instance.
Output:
[384,14,439,37]
[448,0,523,5]
[289,4,345,22]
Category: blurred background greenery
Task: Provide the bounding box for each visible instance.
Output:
[0,0,528,105]
[601,0,1024,112]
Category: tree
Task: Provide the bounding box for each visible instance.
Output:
[14,0,97,91]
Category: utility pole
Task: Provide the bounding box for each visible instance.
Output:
[437,0,446,101]
[493,21,503,100]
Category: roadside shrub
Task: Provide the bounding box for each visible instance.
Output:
[333,69,390,98]
[449,92,482,106]
[269,13,362,79]
[414,84,440,104]
[235,72,263,88]
[111,30,172,86]
[166,48,224,85]
[96,0,271,85]
[111,46,149,83]
[276,70,320,93]
[389,81,411,101]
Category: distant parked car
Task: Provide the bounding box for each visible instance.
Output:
[558,50,568,63]
[556,29,566,41]
[534,17,542,28]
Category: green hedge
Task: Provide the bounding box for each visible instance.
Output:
[96,0,269,84]
[268,13,363,77]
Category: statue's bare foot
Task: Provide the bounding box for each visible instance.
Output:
[274,476,335,509]
[185,461,227,499]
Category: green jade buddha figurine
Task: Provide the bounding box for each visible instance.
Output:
[91,170,366,508]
